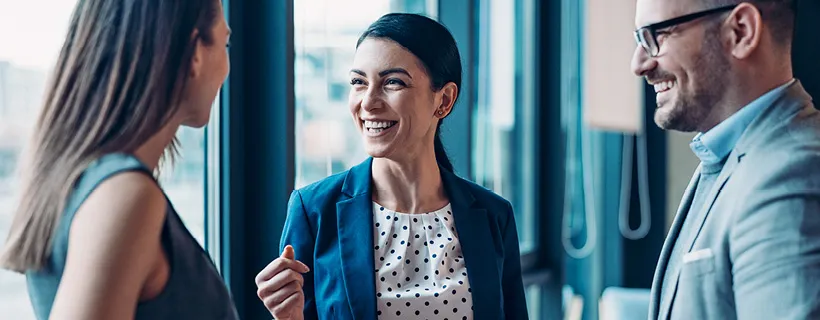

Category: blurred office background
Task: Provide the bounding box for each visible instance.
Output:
[1,0,819,319]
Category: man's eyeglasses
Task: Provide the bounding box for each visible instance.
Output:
[634,4,738,57]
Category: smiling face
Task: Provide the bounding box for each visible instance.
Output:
[632,0,731,132]
[348,38,444,160]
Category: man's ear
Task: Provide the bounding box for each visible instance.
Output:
[725,3,764,59]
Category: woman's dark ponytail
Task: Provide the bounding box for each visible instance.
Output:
[433,123,454,172]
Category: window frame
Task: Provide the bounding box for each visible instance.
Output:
[442,0,564,318]
[220,0,296,319]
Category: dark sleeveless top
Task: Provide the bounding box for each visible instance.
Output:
[26,153,238,319]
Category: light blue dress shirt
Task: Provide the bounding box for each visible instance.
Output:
[690,79,796,164]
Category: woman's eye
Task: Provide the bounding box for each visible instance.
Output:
[385,79,406,87]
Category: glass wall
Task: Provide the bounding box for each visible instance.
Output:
[0,1,207,318]
[293,0,437,188]
[473,0,538,253]
[160,127,206,246]
[0,2,75,317]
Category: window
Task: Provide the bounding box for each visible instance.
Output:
[0,2,76,317]
[294,0,437,188]
[160,127,206,247]
[0,2,207,318]
[473,0,538,253]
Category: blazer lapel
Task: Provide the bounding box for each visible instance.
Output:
[336,159,377,320]
[653,168,699,320]
[657,80,812,320]
[659,154,740,320]
[683,153,739,252]
[441,170,501,319]
[678,80,813,256]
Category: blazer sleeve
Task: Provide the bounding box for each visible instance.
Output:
[502,201,529,319]
[730,154,820,319]
[279,190,319,320]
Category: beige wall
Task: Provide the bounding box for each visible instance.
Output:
[579,0,700,231]
[665,131,699,230]
[582,0,642,133]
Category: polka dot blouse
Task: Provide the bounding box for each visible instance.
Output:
[372,202,474,319]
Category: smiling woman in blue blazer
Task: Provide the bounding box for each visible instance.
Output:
[255,13,528,320]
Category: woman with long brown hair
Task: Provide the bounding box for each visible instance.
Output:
[0,0,236,319]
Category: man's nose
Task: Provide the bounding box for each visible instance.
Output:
[631,46,657,77]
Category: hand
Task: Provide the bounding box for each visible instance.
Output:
[256,245,310,320]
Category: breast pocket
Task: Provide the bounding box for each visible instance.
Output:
[680,248,716,279]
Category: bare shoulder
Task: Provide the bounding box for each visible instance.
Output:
[66,170,169,268]
[74,171,167,233]
[67,170,168,265]
[54,172,169,318]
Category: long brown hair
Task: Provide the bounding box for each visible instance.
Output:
[0,0,221,272]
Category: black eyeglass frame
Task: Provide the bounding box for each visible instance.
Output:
[634,4,739,57]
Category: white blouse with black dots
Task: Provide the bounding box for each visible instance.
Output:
[372,202,474,320]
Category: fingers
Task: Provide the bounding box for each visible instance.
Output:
[255,255,309,285]
[294,260,309,272]
[269,289,305,320]
[256,245,309,320]
[280,245,309,271]
[263,281,302,309]
[257,269,304,299]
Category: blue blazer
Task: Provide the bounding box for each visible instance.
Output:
[280,158,529,320]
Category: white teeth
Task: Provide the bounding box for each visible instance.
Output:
[364,120,396,129]
[653,80,676,93]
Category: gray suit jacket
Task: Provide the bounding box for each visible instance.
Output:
[649,81,820,320]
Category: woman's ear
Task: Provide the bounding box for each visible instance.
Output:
[435,82,458,118]
[189,30,204,79]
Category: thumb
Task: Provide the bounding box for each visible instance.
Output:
[281,245,295,260]
[280,245,310,273]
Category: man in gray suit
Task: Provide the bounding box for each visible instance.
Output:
[632,0,820,319]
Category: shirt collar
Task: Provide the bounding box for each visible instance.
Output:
[690,79,795,165]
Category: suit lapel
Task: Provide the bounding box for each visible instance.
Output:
[676,80,813,257]
[683,153,739,252]
[441,170,501,319]
[653,168,699,319]
[334,161,504,319]
[659,154,741,320]
[656,81,813,319]
[337,159,377,320]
